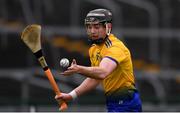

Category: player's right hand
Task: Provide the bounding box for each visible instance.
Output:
[55,93,73,103]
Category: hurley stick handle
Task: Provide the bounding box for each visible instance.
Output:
[44,69,68,111]
[34,50,68,111]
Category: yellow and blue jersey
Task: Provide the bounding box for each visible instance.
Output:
[89,34,136,95]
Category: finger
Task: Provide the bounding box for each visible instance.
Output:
[72,59,77,64]
[60,72,67,76]
[60,70,72,74]
[57,98,63,105]
[60,72,65,75]
[71,59,76,65]
[64,69,73,73]
[60,71,71,76]
[67,66,73,70]
[55,94,62,99]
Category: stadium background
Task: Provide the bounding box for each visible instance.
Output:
[0,0,180,112]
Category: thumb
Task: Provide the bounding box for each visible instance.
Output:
[71,59,77,65]
[55,94,63,100]
[55,93,73,102]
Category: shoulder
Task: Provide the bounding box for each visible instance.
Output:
[106,34,126,49]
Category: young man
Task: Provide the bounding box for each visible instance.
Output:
[55,9,142,112]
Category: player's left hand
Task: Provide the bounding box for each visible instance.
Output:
[60,59,80,76]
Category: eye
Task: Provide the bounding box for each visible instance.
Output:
[86,25,92,29]
[94,24,100,29]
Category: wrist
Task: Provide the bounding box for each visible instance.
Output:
[69,90,77,100]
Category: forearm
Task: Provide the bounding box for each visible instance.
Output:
[76,57,117,79]
[77,65,107,79]
[74,78,100,97]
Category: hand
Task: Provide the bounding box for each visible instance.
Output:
[55,93,73,104]
[61,59,80,76]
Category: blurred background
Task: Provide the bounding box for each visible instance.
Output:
[0,0,180,112]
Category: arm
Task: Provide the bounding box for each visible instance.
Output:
[55,78,100,102]
[55,57,117,102]
[74,78,100,97]
[62,57,117,80]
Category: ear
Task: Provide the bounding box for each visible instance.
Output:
[107,23,112,29]
[106,23,112,35]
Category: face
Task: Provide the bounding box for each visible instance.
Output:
[86,23,106,40]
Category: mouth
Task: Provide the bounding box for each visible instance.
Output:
[92,35,97,37]
[91,35,99,39]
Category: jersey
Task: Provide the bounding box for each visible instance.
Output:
[89,34,136,95]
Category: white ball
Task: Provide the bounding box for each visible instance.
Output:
[60,58,69,68]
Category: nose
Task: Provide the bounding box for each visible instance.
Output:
[89,27,96,34]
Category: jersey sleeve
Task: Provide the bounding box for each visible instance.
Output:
[103,46,126,64]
